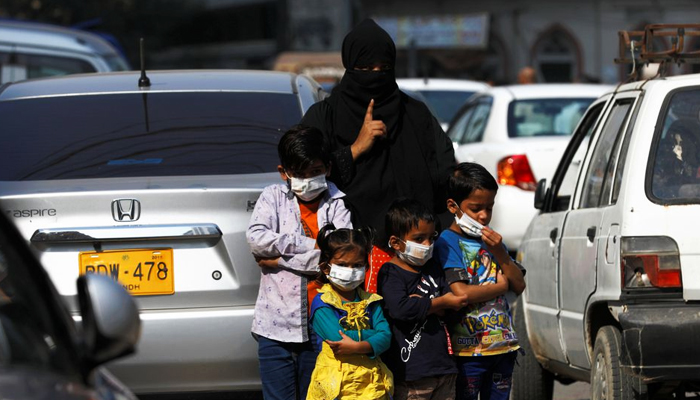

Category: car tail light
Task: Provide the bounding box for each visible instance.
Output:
[621,236,682,289]
[497,154,537,191]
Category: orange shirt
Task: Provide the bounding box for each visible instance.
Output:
[300,199,322,315]
[298,199,321,239]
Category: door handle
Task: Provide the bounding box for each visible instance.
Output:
[549,228,558,244]
[587,226,596,243]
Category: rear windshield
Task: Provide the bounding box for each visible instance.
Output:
[507,98,595,138]
[418,90,476,124]
[0,92,300,180]
[651,88,700,202]
[0,52,96,83]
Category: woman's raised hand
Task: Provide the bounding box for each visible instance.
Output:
[350,99,387,160]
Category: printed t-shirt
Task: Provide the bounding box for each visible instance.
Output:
[377,261,457,382]
[434,229,519,357]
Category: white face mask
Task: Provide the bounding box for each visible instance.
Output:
[327,264,365,291]
[288,173,328,202]
[397,239,433,267]
[455,210,484,237]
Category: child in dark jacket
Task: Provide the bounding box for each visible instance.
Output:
[377,198,469,400]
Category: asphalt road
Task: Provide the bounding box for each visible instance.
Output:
[554,381,590,400]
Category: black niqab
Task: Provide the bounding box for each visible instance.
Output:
[331,19,400,144]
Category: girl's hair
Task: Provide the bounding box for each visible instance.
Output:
[314,224,375,284]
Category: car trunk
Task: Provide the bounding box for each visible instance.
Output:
[0,174,276,312]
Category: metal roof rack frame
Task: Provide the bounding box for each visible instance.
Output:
[615,24,700,79]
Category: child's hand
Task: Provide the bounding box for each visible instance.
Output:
[254,255,279,269]
[443,292,469,310]
[325,331,360,355]
[482,227,510,264]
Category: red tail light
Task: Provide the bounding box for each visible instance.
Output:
[497,155,537,191]
[621,236,682,289]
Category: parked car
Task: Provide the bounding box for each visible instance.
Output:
[0,209,140,400]
[397,78,489,130]
[447,84,612,251]
[514,73,700,398]
[0,70,325,395]
[0,19,130,84]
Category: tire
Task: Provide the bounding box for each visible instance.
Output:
[591,326,647,400]
[511,298,554,400]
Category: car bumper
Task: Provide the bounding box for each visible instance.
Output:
[618,303,700,383]
[100,306,261,394]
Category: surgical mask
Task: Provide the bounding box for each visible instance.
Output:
[455,211,484,237]
[288,173,328,202]
[327,264,365,291]
[397,240,433,267]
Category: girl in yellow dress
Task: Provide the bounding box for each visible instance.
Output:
[307,225,393,400]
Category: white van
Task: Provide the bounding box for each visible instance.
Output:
[0,19,130,83]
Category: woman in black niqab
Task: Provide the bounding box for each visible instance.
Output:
[301,18,455,254]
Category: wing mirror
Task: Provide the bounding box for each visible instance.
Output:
[77,273,141,373]
[534,178,547,210]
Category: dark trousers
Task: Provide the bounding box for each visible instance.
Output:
[257,336,317,400]
[456,352,517,400]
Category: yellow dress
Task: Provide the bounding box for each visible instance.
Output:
[306,284,394,400]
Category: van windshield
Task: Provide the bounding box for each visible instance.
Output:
[651,89,700,201]
[0,92,301,180]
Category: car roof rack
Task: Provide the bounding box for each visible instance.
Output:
[615,24,700,79]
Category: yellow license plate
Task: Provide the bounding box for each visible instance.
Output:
[79,249,174,296]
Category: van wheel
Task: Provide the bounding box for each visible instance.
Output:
[510,298,554,400]
[591,326,647,400]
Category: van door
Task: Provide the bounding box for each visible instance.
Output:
[520,96,609,364]
[558,95,637,368]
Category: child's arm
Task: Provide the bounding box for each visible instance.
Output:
[377,267,431,323]
[378,267,467,320]
[482,226,526,295]
[435,235,508,303]
[246,186,316,258]
[311,307,375,356]
[449,276,507,304]
[246,186,320,273]
[429,292,469,314]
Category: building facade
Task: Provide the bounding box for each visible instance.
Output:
[363,0,700,84]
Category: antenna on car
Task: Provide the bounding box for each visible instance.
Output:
[138,38,151,88]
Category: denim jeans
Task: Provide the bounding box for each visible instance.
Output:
[456,352,517,400]
[257,335,317,400]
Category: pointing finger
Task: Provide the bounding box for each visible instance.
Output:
[364,99,375,122]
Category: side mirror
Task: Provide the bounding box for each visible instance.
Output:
[77,274,141,373]
[534,178,547,210]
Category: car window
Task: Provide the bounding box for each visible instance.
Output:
[580,99,633,209]
[550,102,606,211]
[0,92,301,180]
[651,88,700,202]
[0,216,78,375]
[447,104,477,144]
[418,90,476,123]
[461,98,493,144]
[0,52,96,83]
[610,102,639,204]
[507,98,595,138]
